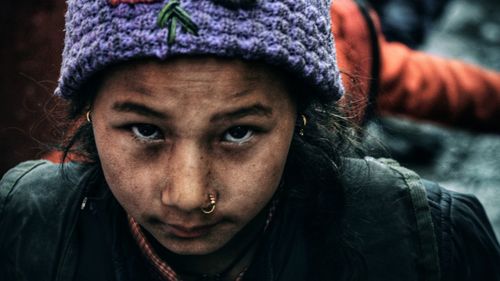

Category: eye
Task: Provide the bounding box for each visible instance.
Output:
[131,124,163,141]
[223,126,254,144]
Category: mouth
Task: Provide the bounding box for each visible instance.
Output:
[165,223,218,239]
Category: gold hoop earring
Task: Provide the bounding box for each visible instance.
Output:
[201,193,217,214]
[299,114,307,136]
[86,111,92,123]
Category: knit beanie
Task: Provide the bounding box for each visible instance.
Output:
[56,0,344,101]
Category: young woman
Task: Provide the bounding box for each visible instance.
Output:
[1,0,499,280]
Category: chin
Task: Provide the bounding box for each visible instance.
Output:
[148,220,249,256]
[157,233,232,256]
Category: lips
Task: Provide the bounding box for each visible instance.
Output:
[166,223,217,239]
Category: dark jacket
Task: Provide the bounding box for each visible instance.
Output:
[1,158,499,281]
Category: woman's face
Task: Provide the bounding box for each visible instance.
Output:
[92,57,297,255]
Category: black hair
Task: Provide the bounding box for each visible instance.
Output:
[59,64,366,281]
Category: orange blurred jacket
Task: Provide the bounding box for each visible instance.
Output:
[333,0,500,132]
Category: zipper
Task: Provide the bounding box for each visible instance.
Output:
[54,167,94,281]
[81,197,88,210]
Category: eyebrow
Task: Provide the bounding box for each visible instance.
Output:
[210,103,273,123]
[112,102,167,119]
[112,101,273,122]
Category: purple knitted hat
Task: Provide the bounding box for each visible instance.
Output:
[56,0,344,101]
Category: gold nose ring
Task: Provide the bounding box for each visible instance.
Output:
[201,193,216,214]
[86,111,92,123]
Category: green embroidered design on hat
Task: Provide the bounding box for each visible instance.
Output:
[157,0,199,45]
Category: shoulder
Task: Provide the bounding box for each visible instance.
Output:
[0,160,55,201]
[339,157,441,279]
[340,156,428,202]
[341,156,407,185]
[0,160,89,246]
[424,180,500,280]
[340,156,438,230]
[340,157,500,280]
[0,160,92,279]
[0,160,86,219]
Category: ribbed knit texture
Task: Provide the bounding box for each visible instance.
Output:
[56,0,344,101]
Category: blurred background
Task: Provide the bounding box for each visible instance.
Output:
[0,0,499,236]
[363,0,500,238]
[0,1,66,175]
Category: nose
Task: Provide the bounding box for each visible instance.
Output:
[161,141,209,212]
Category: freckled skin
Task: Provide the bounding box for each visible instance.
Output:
[91,57,296,271]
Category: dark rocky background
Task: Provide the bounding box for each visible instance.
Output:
[1,0,499,236]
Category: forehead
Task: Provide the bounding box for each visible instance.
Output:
[94,57,296,114]
[105,56,285,86]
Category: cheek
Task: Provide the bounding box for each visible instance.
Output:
[219,127,293,218]
[93,123,159,216]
